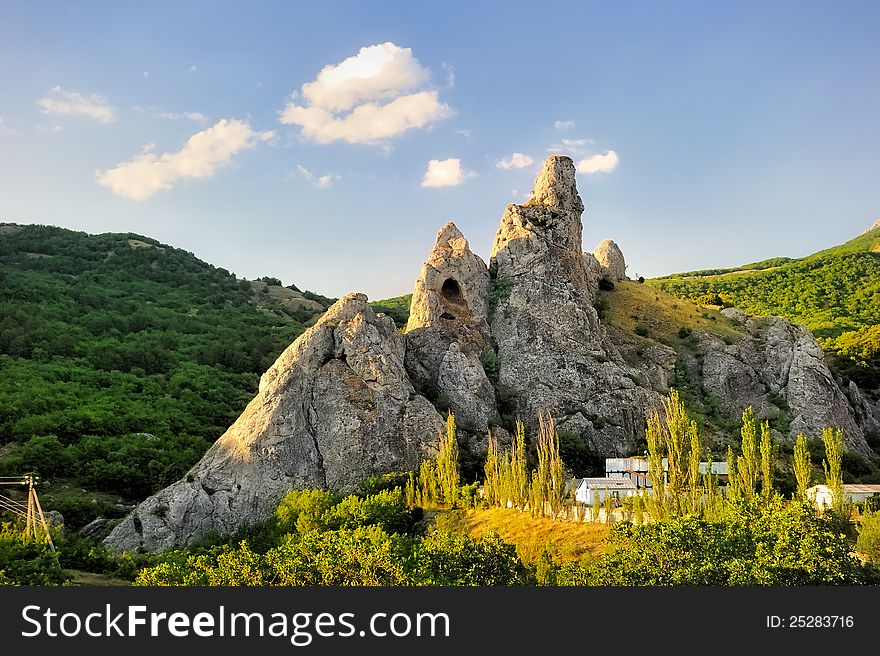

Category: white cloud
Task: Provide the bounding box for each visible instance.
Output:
[496,152,534,170]
[96,118,274,201]
[421,158,476,188]
[158,111,209,122]
[577,150,619,174]
[546,138,594,157]
[280,42,452,146]
[189,64,198,72]
[143,71,150,79]
[37,86,116,123]
[454,128,472,139]
[295,164,339,189]
[554,120,575,130]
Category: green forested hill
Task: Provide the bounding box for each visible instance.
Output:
[0,223,333,522]
[651,225,880,390]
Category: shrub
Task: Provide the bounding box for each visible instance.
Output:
[412,531,529,585]
[274,489,340,535]
[598,277,615,291]
[634,323,650,337]
[321,489,416,535]
[857,510,880,564]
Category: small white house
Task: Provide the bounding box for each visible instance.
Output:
[576,477,639,506]
[809,484,880,510]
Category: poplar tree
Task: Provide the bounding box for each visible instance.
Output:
[688,428,702,514]
[532,412,565,518]
[822,427,845,514]
[759,420,774,501]
[738,407,760,502]
[645,389,701,517]
[437,413,460,505]
[726,446,741,503]
[483,430,501,506]
[793,433,812,503]
[511,419,529,509]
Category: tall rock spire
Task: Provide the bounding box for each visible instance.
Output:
[488,156,657,451]
[404,221,496,431]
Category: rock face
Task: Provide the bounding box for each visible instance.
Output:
[593,239,627,281]
[404,222,496,431]
[105,294,443,552]
[695,316,878,458]
[488,156,662,454]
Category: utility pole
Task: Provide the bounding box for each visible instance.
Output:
[0,473,55,551]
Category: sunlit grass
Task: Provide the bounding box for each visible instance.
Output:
[432,507,609,564]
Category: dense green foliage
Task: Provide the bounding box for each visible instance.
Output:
[134,487,528,586]
[651,227,880,389]
[0,224,330,509]
[0,524,68,585]
[369,295,411,329]
[856,510,880,565]
[557,500,877,585]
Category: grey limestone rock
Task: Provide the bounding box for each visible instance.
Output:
[105,294,443,552]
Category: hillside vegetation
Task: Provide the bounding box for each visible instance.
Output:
[651,225,880,391]
[0,223,332,522]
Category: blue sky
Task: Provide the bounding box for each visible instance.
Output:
[1,0,878,299]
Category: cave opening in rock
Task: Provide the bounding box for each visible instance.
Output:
[439,277,471,321]
[441,278,463,304]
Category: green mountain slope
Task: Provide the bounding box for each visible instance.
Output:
[0,223,333,522]
[651,224,880,390]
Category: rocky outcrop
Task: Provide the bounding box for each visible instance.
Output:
[695,315,878,459]
[488,156,662,454]
[105,294,443,552]
[582,252,602,299]
[406,222,491,334]
[593,239,627,281]
[404,222,496,431]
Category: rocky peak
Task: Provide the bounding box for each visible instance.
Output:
[530,155,584,214]
[593,239,627,281]
[406,221,491,336]
[866,218,880,233]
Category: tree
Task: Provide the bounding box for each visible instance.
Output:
[645,389,701,518]
[793,433,812,503]
[760,420,774,501]
[530,413,565,518]
[822,427,845,514]
[483,430,501,506]
[437,413,460,506]
[856,510,880,565]
[738,407,760,502]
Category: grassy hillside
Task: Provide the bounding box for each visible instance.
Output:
[0,223,332,524]
[650,225,880,391]
[369,294,411,329]
[596,279,744,345]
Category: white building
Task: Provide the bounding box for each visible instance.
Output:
[808,484,880,510]
[575,477,639,506]
[604,457,728,488]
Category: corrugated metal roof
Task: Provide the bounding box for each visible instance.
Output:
[578,477,638,489]
[843,484,880,494]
